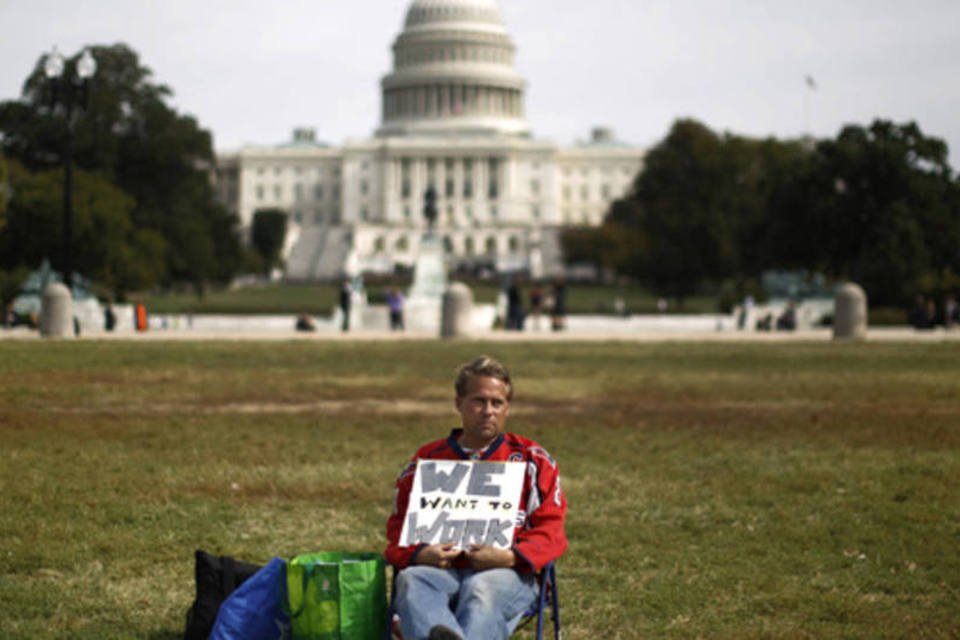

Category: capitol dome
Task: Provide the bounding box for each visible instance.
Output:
[377,0,530,137]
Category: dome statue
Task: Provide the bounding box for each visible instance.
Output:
[377,0,529,137]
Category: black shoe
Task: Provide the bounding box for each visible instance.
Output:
[428,625,463,640]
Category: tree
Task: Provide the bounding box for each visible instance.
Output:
[0,153,7,231]
[250,208,288,274]
[0,43,241,291]
[578,117,958,308]
[612,119,741,303]
[778,120,960,305]
[0,159,165,297]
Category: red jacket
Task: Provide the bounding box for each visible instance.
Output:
[385,429,568,573]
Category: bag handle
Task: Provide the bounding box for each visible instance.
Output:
[283,562,317,619]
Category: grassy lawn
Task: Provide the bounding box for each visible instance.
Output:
[138,282,718,316]
[1,341,958,638]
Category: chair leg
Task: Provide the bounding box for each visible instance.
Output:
[549,564,560,640]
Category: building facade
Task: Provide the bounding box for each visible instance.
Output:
[214,0,644,280]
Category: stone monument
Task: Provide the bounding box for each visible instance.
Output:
[404,186,448,332]
[441,282,473,338]
[40,282,73,338]
[833,282,867,340]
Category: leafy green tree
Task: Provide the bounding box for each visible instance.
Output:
[611,119,741,303]
[0,43,241,291]
[778,120,960,305]
[0,159,164,297]
[0,152,7,228]
[250,208,288,274]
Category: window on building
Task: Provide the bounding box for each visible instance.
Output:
[490,205,498,219]
[465,237,475,256]
[508,236,519,253]
[256,185,265,201]
[274,185,283,200]
[488,158,499,199]
[601,184,611,199]
[563,186,571,202]
[360,207,369,221]
[396,236,409,252]
[401,158,412,198]
[580,185,589,201]
[485,236,497,255]
[360,180,368,196]
[315,210,325,224]
[443,236,453,254]
[293,211,302,223]
[532,205,541,220]
[315,185,324,200]
[374,236,385,253]
[445,177,455,198]
[294,184,303,201]
[463,159,473,198]
[530,179,540,195]
[403,205,412,221]
[332,184,340,199]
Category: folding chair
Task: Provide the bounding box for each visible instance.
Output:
[387,562,561,640]
[514,561,561,640]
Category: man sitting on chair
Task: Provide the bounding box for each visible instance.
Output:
[385,356,568,640]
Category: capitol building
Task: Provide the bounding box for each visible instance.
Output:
[215,0,644,280]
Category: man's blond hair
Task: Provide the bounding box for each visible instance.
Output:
[454,355,513,400]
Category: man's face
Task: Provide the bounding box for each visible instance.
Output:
[455,375,511,449]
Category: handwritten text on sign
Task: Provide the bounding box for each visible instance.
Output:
[401,460,525,549]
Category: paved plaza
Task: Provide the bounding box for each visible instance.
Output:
[3,315,958,343]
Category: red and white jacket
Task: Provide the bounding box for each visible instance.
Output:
[385,429,568,574]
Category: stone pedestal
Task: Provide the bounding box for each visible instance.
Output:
[834,282,867,340]
[405,234,447,333]
[40,283,73,338]
[441,282,473,338]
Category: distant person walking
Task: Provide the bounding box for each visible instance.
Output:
[506,281,524,330]
[550,278,567,332]
[528,281,544,331]
[339,280,352,332]
[387,288,405,331]
[944,293,958,330]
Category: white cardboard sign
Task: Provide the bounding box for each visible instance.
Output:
[400,460,525,550]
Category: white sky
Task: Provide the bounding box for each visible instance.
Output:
[2,0,959,164]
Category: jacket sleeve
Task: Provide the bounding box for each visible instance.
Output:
[512,451,568,573]
[384,459,423,569]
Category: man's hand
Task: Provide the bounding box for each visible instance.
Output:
[416,543,462,569]
[465,545,516,571]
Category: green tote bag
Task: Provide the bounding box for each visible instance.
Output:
[284,551,387,640]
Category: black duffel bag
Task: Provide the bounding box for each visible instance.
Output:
[184,549,263,640]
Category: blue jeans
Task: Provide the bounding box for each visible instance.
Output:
[394,566,537,640]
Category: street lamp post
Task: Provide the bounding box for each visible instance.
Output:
[43,47,96,293]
